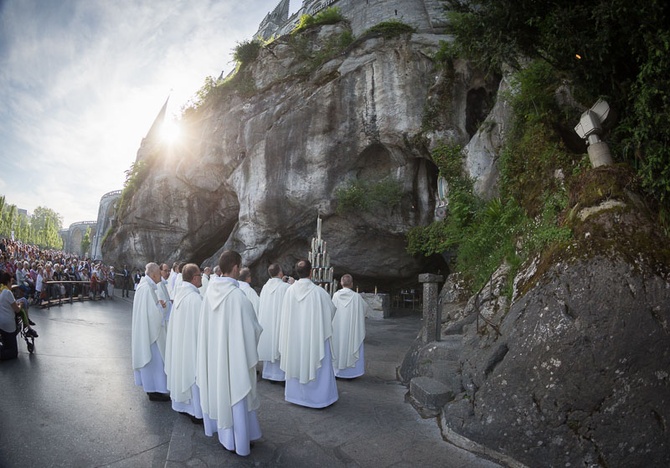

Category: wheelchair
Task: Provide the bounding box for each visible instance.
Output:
[11,287,37,353]
[16,313,36,353]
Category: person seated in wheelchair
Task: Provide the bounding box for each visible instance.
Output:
[12,286,37,334]
[0,271,37,361]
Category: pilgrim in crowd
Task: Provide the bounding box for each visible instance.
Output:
[107,266,116,299]
[238,267,259,317]
[257,263,291,382]
[131,262,170,401]
[121,265,132,297]
[165,263,204,422]
[90,262,101,299]
[331,274,368,379]
[279,259,338,408]
[196,251,263,456]
[133,268,142,290]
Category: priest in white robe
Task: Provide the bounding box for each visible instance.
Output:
[171,264,184,300]
[165,263,203,420]
[238,267,259,317]
[132,262,170,401]
[199,266,211,297]
[196,251,263,457]
[157,263,173,323]
[167,262,179,299]
[279,259,338,408]
[257,263,290,381]
[331,274,368,378]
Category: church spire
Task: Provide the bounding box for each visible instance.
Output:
[136,94,170,163]
[144,95,170,141]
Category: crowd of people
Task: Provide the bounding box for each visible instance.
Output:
[132,251,369,457]
[0,237,142,360]
[0,238,124,306]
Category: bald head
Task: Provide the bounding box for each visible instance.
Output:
[238,267,252,283]
[145,262,161,283]
[268,263,283,278]
[295,259,311,279]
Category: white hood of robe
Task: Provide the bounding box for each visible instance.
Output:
[279,278,335,384]
[196,277,263,430]
[165,282,202,403]
[131,275,167,369]
[331,288,367,370]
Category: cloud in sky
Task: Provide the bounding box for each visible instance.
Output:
[0,0,290,227]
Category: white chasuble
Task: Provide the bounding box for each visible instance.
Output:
[196,277,262,430]
[279,278,336,384]
[132,275,167,370]
[165,282,202,403]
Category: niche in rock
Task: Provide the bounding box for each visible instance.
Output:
[354,143,396,180]
[465,87,493,138]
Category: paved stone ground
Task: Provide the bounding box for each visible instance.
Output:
[0,290,501,468]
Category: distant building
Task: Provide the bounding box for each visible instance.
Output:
[60,221,97,258]
[57,188,122,260]
[256,0,448,40]
[91,190,122,261]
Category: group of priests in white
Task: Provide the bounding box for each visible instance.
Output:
[131,253,369,457]
[258,261,368,407]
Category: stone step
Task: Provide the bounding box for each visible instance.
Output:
[409,376,456,410]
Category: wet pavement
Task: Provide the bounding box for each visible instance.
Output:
[0,291,500,468]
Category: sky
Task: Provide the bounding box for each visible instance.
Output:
[0,0,301,228]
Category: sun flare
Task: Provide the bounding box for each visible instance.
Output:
[160,119,181,144]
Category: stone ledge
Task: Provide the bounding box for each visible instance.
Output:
[409,376,454,410]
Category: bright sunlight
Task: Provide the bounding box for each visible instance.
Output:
[160,118,181,144]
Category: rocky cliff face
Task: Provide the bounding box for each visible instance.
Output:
[401,167,670,466]
[102,23,499,286]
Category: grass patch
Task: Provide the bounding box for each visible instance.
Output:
[292,7,345,35]
[233,39,262,66]
[364,20,415,39]
[118,160,149,216]
[336,178,403,215]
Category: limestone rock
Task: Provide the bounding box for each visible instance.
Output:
[440,195,670,467]
[463,67,513,200]
[439,272,472,335]
[102,24,500,287]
